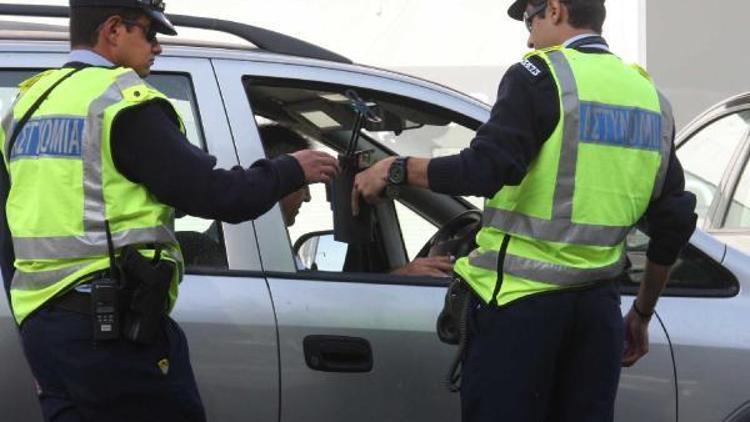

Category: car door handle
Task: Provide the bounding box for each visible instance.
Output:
[303,335,373,373]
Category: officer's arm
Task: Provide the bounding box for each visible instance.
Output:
[634,145,698,314]
[111,101,305,223]
[353,58,557,205]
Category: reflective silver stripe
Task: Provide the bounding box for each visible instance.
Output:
[11,264,88,291]
[469,250,626,286]
[13,225,177,260]
[653,91,674,200]
[483,208,630,247]
[83,70,143,236]
[1,115,14,165]
[2,94,21,164]
[548,50,580,220]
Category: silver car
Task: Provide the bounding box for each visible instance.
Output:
[0,5,749,422]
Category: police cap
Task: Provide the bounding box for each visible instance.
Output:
[70,0,177,36]
[507,0,605,21]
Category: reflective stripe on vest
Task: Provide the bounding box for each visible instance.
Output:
[483,50,673,249]
[11,264,90,291]
[468,249,626,286]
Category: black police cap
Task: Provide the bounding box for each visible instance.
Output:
[70,0,177,35]
[507,0,605,21]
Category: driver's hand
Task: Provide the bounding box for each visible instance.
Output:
[352,157,396,216]
[390,256,454,277]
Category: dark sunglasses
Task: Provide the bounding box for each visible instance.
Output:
[523,2,548,31]
[135,0,166,12]
[121,18,158,43]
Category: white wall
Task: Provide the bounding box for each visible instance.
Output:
[646,0,750,129]
[20,0,641,105]
[20,0,740,127]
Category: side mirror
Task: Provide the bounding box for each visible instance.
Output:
[293,230,349,271]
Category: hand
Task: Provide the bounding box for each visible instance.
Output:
[390,256,454,277]
[351,157,395,216]
[622,307,650,367]
[290,150,340,184]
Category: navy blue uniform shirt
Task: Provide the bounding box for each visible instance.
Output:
[427,35,697,266]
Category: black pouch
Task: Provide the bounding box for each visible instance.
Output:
[118,246,174,344]
[436,276,473,392]
[437,276,472,345]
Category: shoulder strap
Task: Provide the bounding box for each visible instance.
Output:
[6,67,85,160]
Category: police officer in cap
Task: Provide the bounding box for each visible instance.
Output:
[353,0,697,420]
[0,1,338,420]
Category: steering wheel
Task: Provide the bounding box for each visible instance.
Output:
[415,209,482,259]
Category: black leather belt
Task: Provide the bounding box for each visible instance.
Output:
[49,270,112,315]
[51,289,92,314]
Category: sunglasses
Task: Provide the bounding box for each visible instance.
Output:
[523,2,548,31]
[121,18,158,43]
[135,0,166,12]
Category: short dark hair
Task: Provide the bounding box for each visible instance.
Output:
[258,124,312,159]
[565,0,606,33]
[531,0,606,34]
[69,7,142,47]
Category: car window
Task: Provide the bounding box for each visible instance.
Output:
[0,70,227,271]
[677,111,750,225]
[724,154,750,229]
[621,228,737,295]
[245,77,480,273]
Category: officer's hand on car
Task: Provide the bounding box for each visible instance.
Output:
[290,150,341,183]
[621,307,650,367]
[351,156,395,216]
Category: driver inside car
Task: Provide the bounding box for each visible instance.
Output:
[259,123,455,277]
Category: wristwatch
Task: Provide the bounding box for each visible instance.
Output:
[388,156,410,186]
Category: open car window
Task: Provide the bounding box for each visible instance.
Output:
[245,77,480,274]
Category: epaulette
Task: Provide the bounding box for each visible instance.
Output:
[629,63,654,83]
[17,69,57,94]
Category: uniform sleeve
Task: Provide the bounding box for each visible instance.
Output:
[111,101,305,224]
[0,162,15,299]
[427,56,559,197]
[641,136,698,265]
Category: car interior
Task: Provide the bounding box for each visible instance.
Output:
[242,76,483,275]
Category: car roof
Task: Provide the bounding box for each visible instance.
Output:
[0,12,488,111]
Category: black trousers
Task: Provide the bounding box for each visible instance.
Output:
[461,281,624,422]
[20,307,206,422]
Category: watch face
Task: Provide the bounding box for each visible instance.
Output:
[389,162,405,184]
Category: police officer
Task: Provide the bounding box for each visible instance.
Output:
[353,0,697,420]
[0,1,338,421]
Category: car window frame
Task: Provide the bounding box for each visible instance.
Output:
[619,228,739,298]
[676,106,750,230]
[212,57,489,285]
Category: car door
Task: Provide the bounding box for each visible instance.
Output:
[622,227,750,422]
[212,58,475,422]
[148,55,279,422]
[0,51,279,422]
[212,56,678,422]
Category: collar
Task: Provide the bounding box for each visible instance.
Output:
[562,34,610,52]
[68,49,115,67]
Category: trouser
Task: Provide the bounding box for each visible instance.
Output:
[19,307,206,422]
[460,281,624,422]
